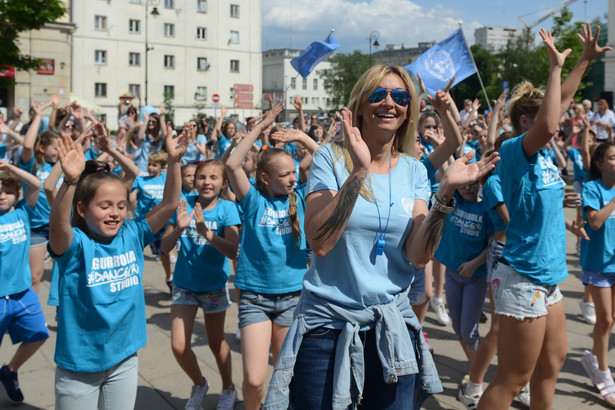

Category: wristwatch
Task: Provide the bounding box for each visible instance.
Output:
[430,194,456,213]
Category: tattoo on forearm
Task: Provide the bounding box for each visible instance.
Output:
[424,194,452,254]
[314,175,364,241]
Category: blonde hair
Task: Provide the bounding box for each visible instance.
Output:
[148,150,168,167]
[331,65,418,199]
[505,81,544,136]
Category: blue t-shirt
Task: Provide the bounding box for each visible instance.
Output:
[420,155,438,193]
[497,134,566,285]
[461,140,477,163]
[132,173,166,219]
[84,146,102,161]
[0,201,33,296]
[134,136,163,173]
[18,158,59,228]
[184,140,201,164]
[50,219,154,372]
[302,145,430,309]
[434,194,492,278]
[581,179,615,273]
[235,185,307,294]
[481,174,507,232]
[171,197,241,292]
[569,147,588,183]
[216,135,232,159]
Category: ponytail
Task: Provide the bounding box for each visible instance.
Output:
[288,192,301,249]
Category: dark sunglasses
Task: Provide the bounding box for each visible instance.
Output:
[367,87,411,107]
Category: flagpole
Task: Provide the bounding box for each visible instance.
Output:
[282,73,301,123]
[458,21,492,111]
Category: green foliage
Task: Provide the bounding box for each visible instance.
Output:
[163,91,175,123]
[318,50,371,109]
[0,0,66,71]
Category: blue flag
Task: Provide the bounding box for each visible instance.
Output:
[291,34,340,78]
[404,29,476,95]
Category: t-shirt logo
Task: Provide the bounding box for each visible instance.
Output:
[0,220,27,245]
[259,207,291,235]
[538,156,563,188]
[88,250,140,292]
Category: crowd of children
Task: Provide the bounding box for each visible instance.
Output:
[0,22,614,410]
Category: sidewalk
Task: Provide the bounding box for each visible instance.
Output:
[1,208,611,409]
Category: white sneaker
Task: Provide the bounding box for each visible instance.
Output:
[516,382,530,407]
[457,383,481,409]
[185,378,209,410]
[580,300,597,324]
[430,299,450,326]
[216,385,237,410]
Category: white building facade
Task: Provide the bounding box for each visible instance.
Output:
[70,0,262,129]
[262,48,333,123]
[474,26,524,52]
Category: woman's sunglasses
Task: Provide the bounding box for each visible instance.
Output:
[367,87,411,107]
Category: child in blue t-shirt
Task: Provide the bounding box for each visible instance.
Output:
[130,150,174,291]
[226,101,319,409]
[161,160,241,410]
[0,162,49,404]
[48,129,187,409]
[580,142,615,405]
[434,184,491,367]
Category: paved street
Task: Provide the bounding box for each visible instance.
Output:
[1,207,612,409]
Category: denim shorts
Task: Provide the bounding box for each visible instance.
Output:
[170,283,231,314]
[238,289,300,328]
[581,268,615,288]
[0,288,49,345]
[486,237,504,282]
[491,262,563,320]
[409,268,426,306]
[30,225,50,247]
[148,229,165,257]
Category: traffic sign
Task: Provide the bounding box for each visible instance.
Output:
[212,94,220,103]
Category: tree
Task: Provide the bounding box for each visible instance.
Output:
[0,0,66,71]
[318,50,371,109]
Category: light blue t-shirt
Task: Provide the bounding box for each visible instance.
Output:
[235,185,307,294]
[184,140,201,164]
[0,201,33,296]
[171,197,241,292]
[18,158,58,228]
[302,145,430,309]
[581,179,615,273]
[420,155,438,193]
[50,218,154,372]
[216,135,232,159]
[134,136,163,173]
[132,173,166,219]
[497,134,566,285]
[481,174,507,232]
[569,147,588,183]
[434,193,492,278]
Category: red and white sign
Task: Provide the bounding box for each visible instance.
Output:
[37,59,55,75]
[212,94,220,103]
[233,83,253,92]
[0,66,15,78]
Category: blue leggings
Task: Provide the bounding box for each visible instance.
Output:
[444,269,487,350]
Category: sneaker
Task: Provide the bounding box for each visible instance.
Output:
[582,350,602,386]
[580,300,597,325]
[0,365,24,403]
[457,383,481,409]
[479,311,488,324]
[516,382,530,407]
[185,378,209,410]
[430,299,450,326]
[216,385,237,410]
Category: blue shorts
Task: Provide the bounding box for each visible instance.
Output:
[238,289,300,328]
[171,283,231,314]
[486,238,504,282]
[1,288,49,345]
[30,225,50,247]
[148,228,166,256]
[492,262,563,320]
[581,268,615,288]
[409,268,426,306]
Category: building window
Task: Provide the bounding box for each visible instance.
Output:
[95,83,107,98]
[290,78,296,90]
[164,55,175,69]
[129,52,141,66]
[302,78,307,90]
[164,23,174,37]
[94,50,107,65]
[164,85,175,99]
[197,0,207,13]
[229,87,234,99]
[164,0,174,8]
[313,79,318,90]
[196,27,207,40]
[129,84,141,98]
[229,31,239,44]
[129,0,141,3]
[195,86,207,101]
[312,97,320,105]
[230,59,239,73]
[303,97,308,104]
[94,15,107,31]
[230,4,239,18]
[129,19,141,34]
[197,57,209,71]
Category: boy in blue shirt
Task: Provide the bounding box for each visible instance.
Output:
[0,162,49,404]
[130,150,174,291]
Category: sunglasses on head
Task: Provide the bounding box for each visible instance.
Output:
[367,87,411,107]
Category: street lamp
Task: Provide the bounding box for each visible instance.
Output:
[369,31,380,67]
[145,0,160,106]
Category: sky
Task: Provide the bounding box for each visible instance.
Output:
[262,0,609,53]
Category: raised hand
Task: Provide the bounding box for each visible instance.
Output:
[31,100,41,117]
[540,29,572,69]
[429,90,451,113]
[93,123,112,152]
[442,75,456,94]
[159,105,166,116]
[563,192,583,208]
[167,125,190,161]
[50,94,61,108]
[291,94,302,111]
[441,151,500,190]
[578,22,612,62]
[0,123,10,134]
[57,134,85,183]
[270,128,303,145]
[493,91,507,110]
[341,108,370,173]
[193,202,210,239]
[176,200,195,230]
[220,104,227,117]
[416,72,427,95]
[70,102,84,119]
[0,160,11,172]
[266,94,274,110]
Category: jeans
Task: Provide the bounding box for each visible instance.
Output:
[55,353,138,410]
[444,269,487,350]
[290,326,420,410]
